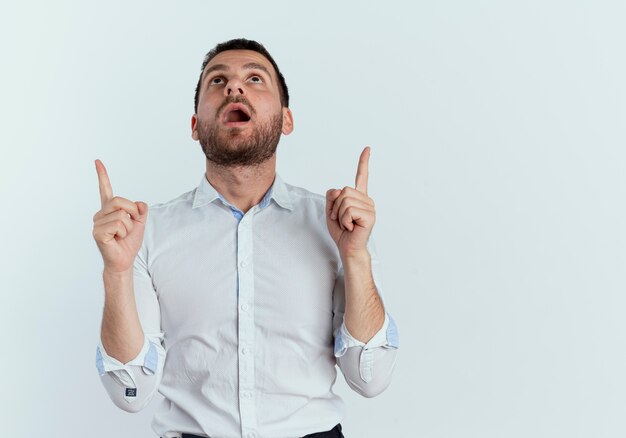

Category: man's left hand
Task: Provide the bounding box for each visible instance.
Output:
[326,146,376,258]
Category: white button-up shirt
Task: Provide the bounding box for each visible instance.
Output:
[96,174,399,438]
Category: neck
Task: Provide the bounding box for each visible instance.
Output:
[205,155,277,213]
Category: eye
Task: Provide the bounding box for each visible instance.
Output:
[209,76,225,85]
[249,75,263,84]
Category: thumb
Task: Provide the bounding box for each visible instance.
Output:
[136,201,149,220]
[325,189,340,218]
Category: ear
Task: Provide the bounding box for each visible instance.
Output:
[191,114,199,141]
[281,108,294,135]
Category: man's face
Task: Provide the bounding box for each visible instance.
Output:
[191,50,293,167]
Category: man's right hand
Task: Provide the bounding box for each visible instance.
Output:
[92,159,148,273]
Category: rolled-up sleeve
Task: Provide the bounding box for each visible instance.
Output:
[332,238,399,398]
[96,335,165,412]
[95,232,165,412]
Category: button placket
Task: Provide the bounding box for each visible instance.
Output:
[236,210,257,436]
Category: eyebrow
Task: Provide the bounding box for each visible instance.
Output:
[241,62,273,82]
[202,62,274,83]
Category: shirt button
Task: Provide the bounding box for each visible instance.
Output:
[241,303,249,312]
[247,433,255,438]
[241,347,248,355]
[240,260,248,268]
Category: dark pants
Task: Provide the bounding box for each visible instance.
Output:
[181,423,344,438]
[300,423,343,438]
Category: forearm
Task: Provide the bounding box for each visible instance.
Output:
[101,268,145,363]
[341,250,385,343]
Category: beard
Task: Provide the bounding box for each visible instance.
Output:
[196,100,283,167]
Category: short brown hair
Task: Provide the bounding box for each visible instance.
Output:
[194,38,289,112]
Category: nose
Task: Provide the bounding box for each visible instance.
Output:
[225,78,245,97]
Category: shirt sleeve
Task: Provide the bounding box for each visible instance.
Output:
[332,237,399,398]
[95,233,166,413]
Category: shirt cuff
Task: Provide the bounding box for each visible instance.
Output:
[96,336,163,402]
[334,313,399,358]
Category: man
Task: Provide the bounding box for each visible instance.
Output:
[93,39,399,438]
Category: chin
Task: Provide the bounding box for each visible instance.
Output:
[226,127,246,136]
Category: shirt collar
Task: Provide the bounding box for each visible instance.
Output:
[268,173,293,211]
[192,172,293,212]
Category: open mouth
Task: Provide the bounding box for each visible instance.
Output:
[223,104,252,124]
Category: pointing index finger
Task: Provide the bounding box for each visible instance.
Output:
[95,159,113,207]
[355,146,370,194]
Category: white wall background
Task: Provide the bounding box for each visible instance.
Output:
[2,0,625,436]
